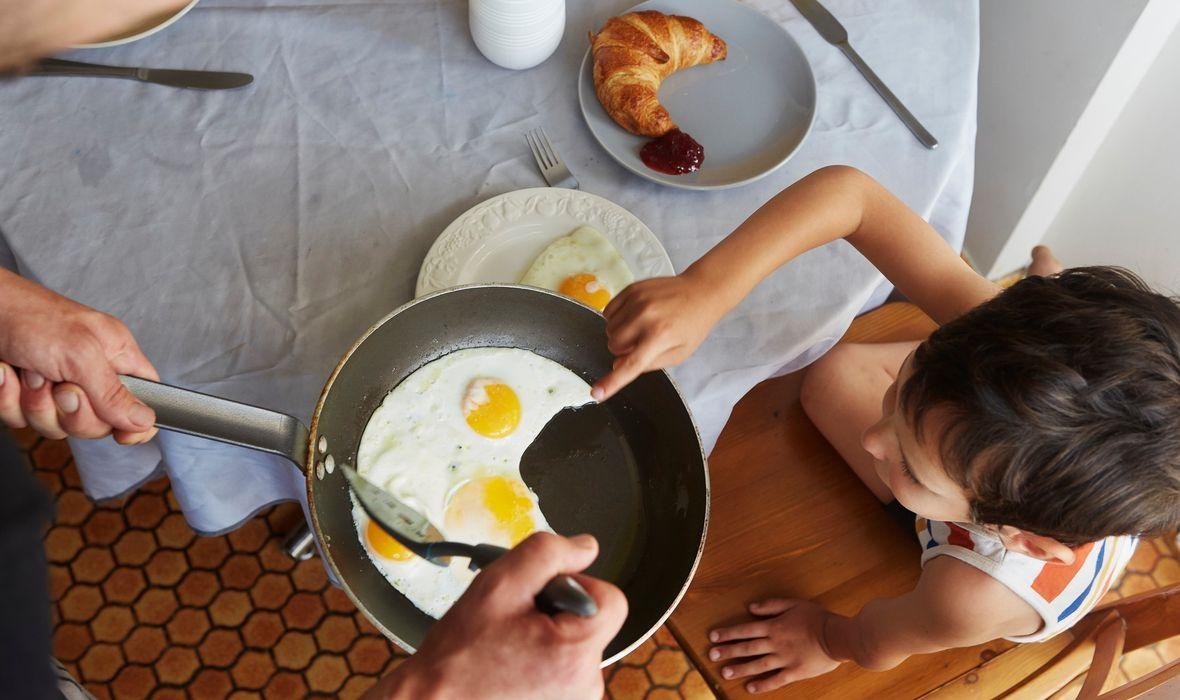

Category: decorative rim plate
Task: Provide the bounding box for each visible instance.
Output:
[578,0,817,190]
[73,0,200,49]
[416,188,675,298]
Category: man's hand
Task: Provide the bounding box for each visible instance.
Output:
[0,270,158,443]
[369,532,628,700]
[593,273,731,401]
[708,598,841,694]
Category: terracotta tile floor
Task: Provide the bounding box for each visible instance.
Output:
[19,427,1180,697]
[16,428,713,699]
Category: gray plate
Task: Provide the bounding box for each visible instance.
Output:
[578,0,817,190]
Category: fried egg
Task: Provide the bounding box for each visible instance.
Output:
[520,226,634,311]
[353,347,593,618]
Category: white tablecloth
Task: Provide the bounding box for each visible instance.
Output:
[0,0,977,535]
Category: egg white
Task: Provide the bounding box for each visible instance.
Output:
[520,226,634,301]
[353,347,593,619]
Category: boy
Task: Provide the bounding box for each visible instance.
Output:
[590,166,1180,693]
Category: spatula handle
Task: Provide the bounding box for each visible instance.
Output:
[469,544,599,618]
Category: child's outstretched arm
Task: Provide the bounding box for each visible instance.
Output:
[707,557,1040,693]
[592,166,1000,400]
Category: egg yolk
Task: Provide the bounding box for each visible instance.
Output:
[365,519,414,561]
[559,273,611,311]
[445,476,536,546]
[462,379,521,438]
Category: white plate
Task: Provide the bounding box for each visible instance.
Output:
[416,188,675,298]
[578,0,816,190]
[73,0,200,49]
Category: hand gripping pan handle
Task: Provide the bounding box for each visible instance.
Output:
[120,375,309,470]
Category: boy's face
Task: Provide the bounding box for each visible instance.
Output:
[861,351,974,523]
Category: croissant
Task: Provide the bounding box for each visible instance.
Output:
[590,11,727,137]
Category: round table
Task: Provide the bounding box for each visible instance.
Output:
[0,0,978,535]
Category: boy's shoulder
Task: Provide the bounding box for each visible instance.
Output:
[915,552,1042,644]
[917,519,1139,643]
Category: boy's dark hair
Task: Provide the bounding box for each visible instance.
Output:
[901,267,1180,547]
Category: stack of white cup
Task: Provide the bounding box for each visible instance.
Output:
[469,0,566,70]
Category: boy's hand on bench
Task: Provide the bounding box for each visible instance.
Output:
[707,598,841,694]
[593,273,730,401]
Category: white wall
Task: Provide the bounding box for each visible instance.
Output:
[965,0,1148,274]
[1039,24,1180,294]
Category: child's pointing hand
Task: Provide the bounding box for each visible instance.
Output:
[592,272,730,401]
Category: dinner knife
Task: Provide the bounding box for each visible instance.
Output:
[341,464,599,618]
[788,0,938,149]
[30,58,253,90]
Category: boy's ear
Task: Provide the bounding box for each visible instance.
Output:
[998,526,1076,565]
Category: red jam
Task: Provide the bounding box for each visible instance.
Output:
[640,129,704,175]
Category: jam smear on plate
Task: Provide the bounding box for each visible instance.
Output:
[640,129,704,175]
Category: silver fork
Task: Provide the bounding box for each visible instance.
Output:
[525,127,580,189]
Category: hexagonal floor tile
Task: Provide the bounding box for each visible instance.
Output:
[230,650,276,690]
[607,665,651,698]
[122,626,167,665]
[79,643,125,683]
[156,647,200,685]
[102,567,147,605]
[132,588,178,626]
[54,623,93,662]
[274,631,317,671]
[281,591,326,630]
[241,611,284,649]
[90,606,135,643]
[30,437,70,469]
[124,493,168,530]
[155,512,197,550]
[29,434,726,699]
[219,553,263,590]
[198,628,245,669]
[306,654,350,694]
[166,608,211,647]
[262,670,308,699]
[110,663,155,699]
[209,590,252,627]
[176,569,220,608]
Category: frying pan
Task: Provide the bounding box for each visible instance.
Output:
[121,284,709,665]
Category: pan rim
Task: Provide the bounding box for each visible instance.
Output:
[306,283,710,667]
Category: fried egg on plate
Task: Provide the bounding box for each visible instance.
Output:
[520,226,634,311]
[353,347,593,619]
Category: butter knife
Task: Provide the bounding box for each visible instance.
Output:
[789,0,937,149]
[31,58,253,91]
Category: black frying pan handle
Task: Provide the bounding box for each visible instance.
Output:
[469,544,600,618]
[119,375,309,470]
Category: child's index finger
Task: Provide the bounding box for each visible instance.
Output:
[592,349,651,401]
[710,620,770,643]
